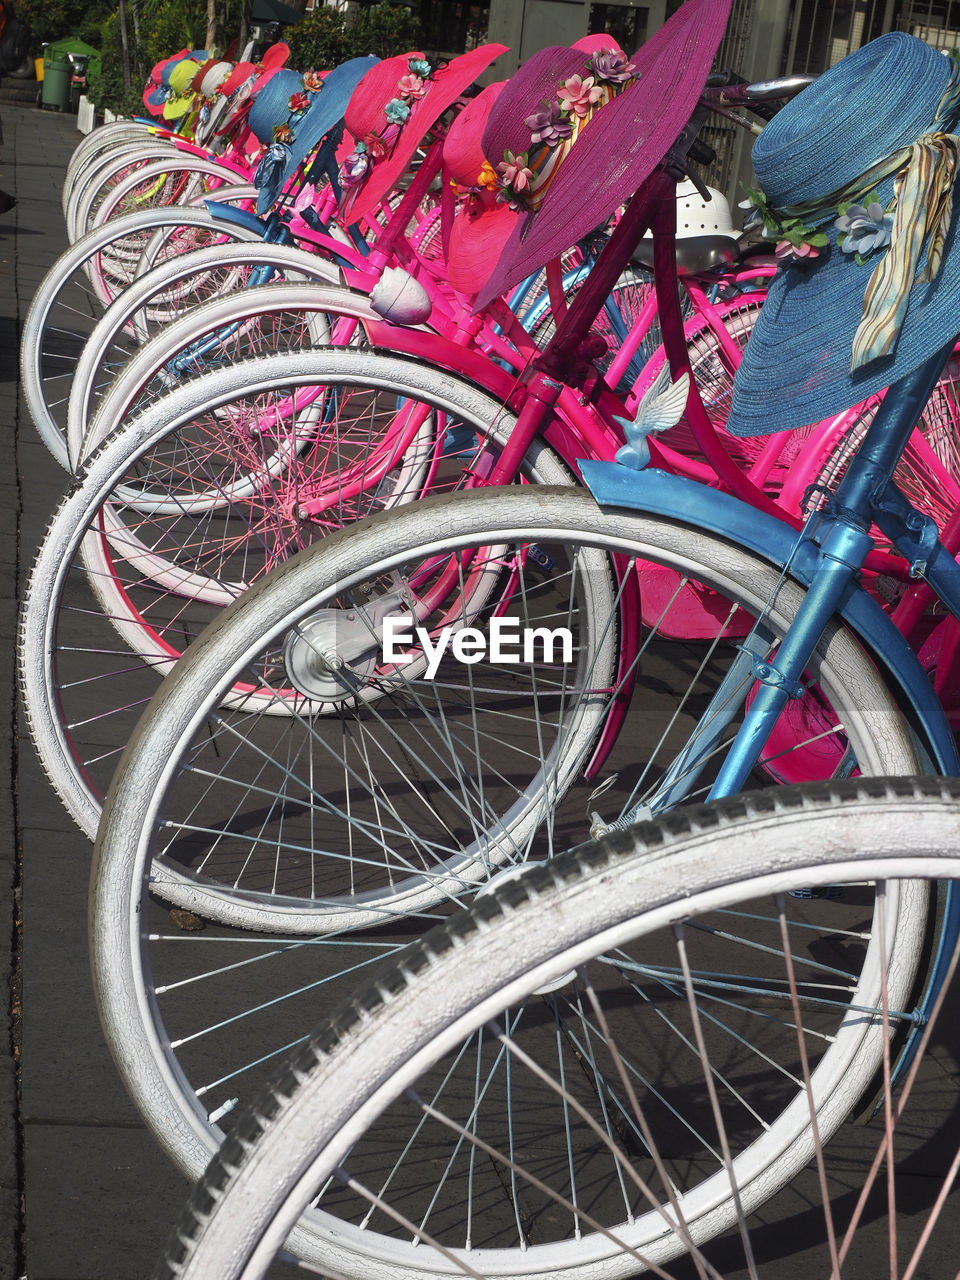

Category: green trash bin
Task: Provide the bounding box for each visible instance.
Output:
[41,59,72,112]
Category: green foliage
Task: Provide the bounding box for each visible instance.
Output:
[285,6,351,72]
[87,0,425,117]
[16,0,112,55]
[349,1,422,58]
[88,0,208,115]
[287,1,424,72]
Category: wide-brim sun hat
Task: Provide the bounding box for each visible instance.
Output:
[163,58,203,120]
[726,33,960,437]
[190,57,219,93]
[443,40,626,297]
[218,60,257,98]
[143,48,190,114]
[339,44,508,224]
[249,57,379,213]
[444,81,517,296]
[218,42,289,98]
[474,0,732,309]
[214,46,292,141]
[199,60,233,99]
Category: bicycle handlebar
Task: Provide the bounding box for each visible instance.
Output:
[699,73,815,130]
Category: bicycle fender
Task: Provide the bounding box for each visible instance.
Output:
[580,460,959,774]
[203,200,268,235]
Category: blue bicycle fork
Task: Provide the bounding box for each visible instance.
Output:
[706,340,960,801]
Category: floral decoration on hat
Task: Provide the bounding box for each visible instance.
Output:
[738,184,828,262]
[253,72,326,204]
[338,57,439,194]
[494,47,639,214]
[737,48,960,372]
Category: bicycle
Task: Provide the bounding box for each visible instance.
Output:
[21,25,956,862]
[24,50,510,468]
[25,24,960,848]
[84,18,960,1273]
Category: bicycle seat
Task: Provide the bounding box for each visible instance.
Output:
[631,233,742,275]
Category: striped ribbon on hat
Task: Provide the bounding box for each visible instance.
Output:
[761,52,960,372]
[851,131,958,368]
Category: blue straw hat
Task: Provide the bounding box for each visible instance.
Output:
[727,33,960,437]
[249,56,379,214]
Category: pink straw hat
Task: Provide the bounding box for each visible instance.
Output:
[339,44,507,223]
[444,81,518,296]
[475,0,732,308]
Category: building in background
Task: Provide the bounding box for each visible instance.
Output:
[306,0,960,201]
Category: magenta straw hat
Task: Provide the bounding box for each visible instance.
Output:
[475,0,732,308]
[339,44,507,223]
[444,81,518,296]
[727,33,960,437]
[571,33,627,57]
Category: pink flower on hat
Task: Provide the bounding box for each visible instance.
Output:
[775,239,820,260]
[557,74,603,118]
[288,90,310,114]
[397,73,426,100]
[363,132,388,160]
[498,150,533,193]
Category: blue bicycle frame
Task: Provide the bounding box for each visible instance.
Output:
[583,337,960,1076]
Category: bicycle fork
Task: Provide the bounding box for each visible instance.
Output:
[616,342,960,824]
[706,516,873,800]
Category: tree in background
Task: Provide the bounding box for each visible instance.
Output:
[287,1,422,69]
[86,0,423,117]
[91,0,208,116]
[285,4,351,70]
[349,1,423,56]
[15,0,111,53]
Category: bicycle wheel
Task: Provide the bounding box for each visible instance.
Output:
[22,350,574,848]
[87,157,254,234]
[62,122,153,218]
[153,776,958,1280]
[89,488,923,1208]
[20,206,266,467]
[67,140,181,242]
[76,285,401,494]
[638,292,766,465]
[66,248,342,465]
